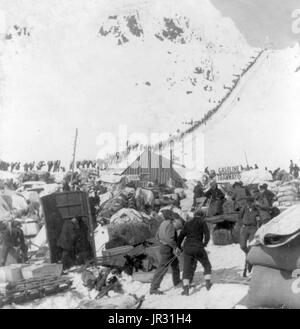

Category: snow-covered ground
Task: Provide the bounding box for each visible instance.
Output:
[3,242,248,309]
[123,242,248,309]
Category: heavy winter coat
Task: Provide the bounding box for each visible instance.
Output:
[177,217,210,252]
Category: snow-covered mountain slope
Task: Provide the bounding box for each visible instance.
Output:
[0,0,258,164]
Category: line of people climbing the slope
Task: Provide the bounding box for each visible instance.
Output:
[98,50,265,169]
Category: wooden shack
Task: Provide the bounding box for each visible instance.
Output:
[121,148,184,187]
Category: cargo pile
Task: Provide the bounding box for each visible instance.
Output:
[245,204,300,308]
[0,263,72,307]
[272,180,300,208]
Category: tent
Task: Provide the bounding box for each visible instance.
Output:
[240,169,272,185]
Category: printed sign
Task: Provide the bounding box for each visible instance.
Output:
[216,166,241,182]
[126,174,140,181]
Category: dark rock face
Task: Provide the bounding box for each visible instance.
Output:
[161,18,184,42]
[99,13,143,45]
[126,14,143,37]
[5,25,31,41]
[98,12,198,45]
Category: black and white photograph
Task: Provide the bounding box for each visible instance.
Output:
[0,0,300,314]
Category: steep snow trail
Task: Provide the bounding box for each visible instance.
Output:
[205,45,300,169]
[202,50,269,132]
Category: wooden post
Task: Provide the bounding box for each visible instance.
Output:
[159,142,162,184]
[70,128,78,186]
[244,151,249,169]
[85,192,97,265]
[148,146,151,183]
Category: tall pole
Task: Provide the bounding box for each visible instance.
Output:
[71,128,78,184]
[244,151,249,169]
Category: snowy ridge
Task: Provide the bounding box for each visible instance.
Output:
[0,0,258,164]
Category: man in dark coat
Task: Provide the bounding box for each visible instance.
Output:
[62,178,70,192]
[57,217,80,270]
[0,221,28,266]
[204,181,225,216]
[238,197,261,276]
[238,197,259,255]
[89,190,100,228]
[150,210,182,295]
[259,184,275,207]
[177,210,212,295]
[232,181,250,212]
[192,181,204,208]
[251,189,271,226]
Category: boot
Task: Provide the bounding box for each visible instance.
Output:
[181,285,189,296]
[247,262,253,274]
[205,280,212,291]
[174,280,182,288]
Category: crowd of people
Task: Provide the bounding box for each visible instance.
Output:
[0,159,102,173]
[149,174,281,296]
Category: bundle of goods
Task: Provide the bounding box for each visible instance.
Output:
[159,193,180,206]
[19,171,54,184]
[99,192,113,206]
[158,205,186,222]
[0,191,28,218]
[135,187,154,211]
[0,196,11,222]
[0,274,72,307]
[248,234,300,271]
[240,169,272,185]
[253,204,300,247]
[273,181,300,208]
[0,263,63,283]
[78,294,144,309]
[174,187,186,200]
[18,218,40,238]
[245,204,300,308]
[108,209,162,246]
[98,194,129,220]
[246,265,300,309]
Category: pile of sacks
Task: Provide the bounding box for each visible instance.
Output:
[107,209,162,246]
[272,180,300,208]
[246,205,300,308]
[98,188,136,221]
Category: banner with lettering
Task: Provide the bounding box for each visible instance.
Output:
[216,166,241,183]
